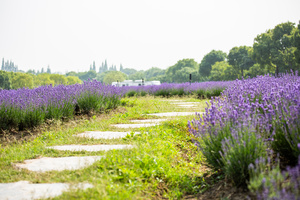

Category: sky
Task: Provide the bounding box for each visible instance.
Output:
[0,0,299,74]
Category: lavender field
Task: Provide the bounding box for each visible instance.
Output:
[189,72,300,198]
[0,80,123,130]
[123,81,232,98]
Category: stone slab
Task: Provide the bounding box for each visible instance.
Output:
[129,119,168,123]
[0,181,92,200]
[147,112,198,117]
[47,144,133,152]
[171,102,200,104]
[111,123,158,128]
[76,131,140,139]
[14,156,102,172]
[177,105,196,108]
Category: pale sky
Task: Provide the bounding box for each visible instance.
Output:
[0,0,299,74]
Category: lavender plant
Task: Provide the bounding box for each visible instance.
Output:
[189,72,300,186]
[122,81,231,98]
[0,80,123,130]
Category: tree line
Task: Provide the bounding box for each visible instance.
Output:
[0,71,82,90]
[1,21,299,88]
[125,21,300,83]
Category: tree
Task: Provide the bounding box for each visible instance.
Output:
[144,67,165,80]
[228,46,255,77]
[11,73,34,89]
[253,22,297,76]
[210,61,237,81]
[128,71,145,81]
[0,71,11,89]
[199,50,227,77]
[93,61,96,71]
[294,21,300,64]
[49,74,67,85]
[47,65,51,74]
[78,70,97,81]
[245,63,269,78]
[35,73,55,86]
[66,76,82,85]
[166,58,198,82]
[103,71,127,84]
[1,58,4,71]
[121,68,137,75]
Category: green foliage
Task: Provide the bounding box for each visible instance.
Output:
[294,21,300,63]
[0,70,11,89]
[103,71,128,84]
[228,46,255,77]
[66,76,82,85]
[144,67,165,81]
[11,73,34,89]
[253,21,299,75]
[166,59,199,83]
[199,50,227,77]
[128,71,145,81]
[49,74,67,85]
[120,68,137,75]
[210,61,238,81]
[220,126,266,187]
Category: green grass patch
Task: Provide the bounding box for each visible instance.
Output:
[0,96,209,199]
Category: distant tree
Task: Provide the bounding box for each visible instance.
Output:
[35,73,55,86]
[78,70,97,81]
[93,61,96,71]
[47,65,51,74]
[104,60,108,71]
[166,58,198,82]
[128,71,145,80]
[228,46,255,77]
[210,61,237,81]
[294,21,300,64]
[49,74,67,85]
[245,63,269,78]
[103,71,127,84]
[11,73,34,89]
[66,76,82,85]
[174,67,200,83]
[0,70,11,89]
[121,68,137,75]
[26,69,36,74]
[1,58,4,71]
[144,67,165,80]
[199,50,227,77]
[66,71,77,76]
[253,22,298,76]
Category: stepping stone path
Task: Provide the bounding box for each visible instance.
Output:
[3,100,200,199]
[0,181,93,200]
[76,131,140,139]
[14,156,102,172]
[47,144,133,152]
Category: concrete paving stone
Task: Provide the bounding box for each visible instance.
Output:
[76,131,140,139]
[129,119,168,123]
[14,156,102,172]
[0,181,93,200]
[177,105,196,108]
[47,144,134,152]
[171,102,200,104]
[147,112,199,117]
[111,123,158,128]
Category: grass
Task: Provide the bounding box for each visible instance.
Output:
[0,96,210,199]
